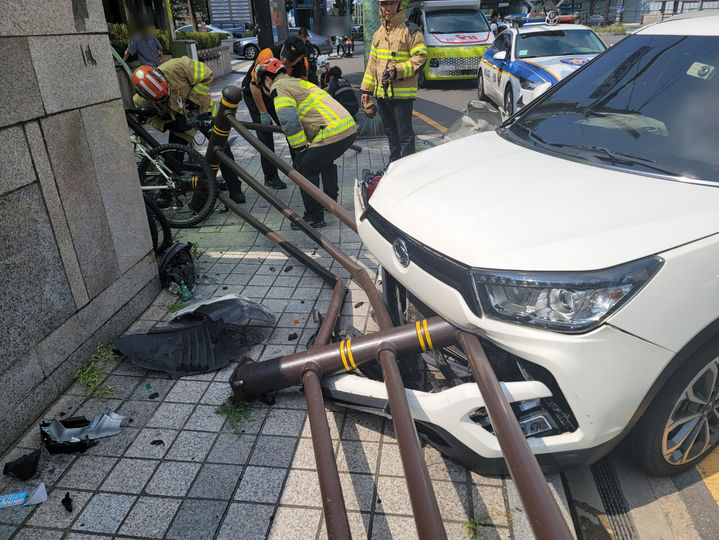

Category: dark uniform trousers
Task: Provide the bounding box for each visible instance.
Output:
[295,134,357,221]
[377,98,416,163]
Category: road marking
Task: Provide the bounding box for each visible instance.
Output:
[412,110,447,133]
[696,447,719,504]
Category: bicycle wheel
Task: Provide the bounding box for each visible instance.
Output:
[143,194,173,253]
[138,143,218,228]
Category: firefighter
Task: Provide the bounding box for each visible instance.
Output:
[360,0,427,164]
[255,58,357,229]
[132,58,245,203]
[241,38,315,190]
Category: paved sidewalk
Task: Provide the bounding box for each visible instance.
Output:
[0,72,573,540]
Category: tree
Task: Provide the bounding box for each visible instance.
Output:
[169,0,208,25]
[334,0,355,15]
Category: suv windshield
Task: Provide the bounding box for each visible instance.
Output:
[516,29,606,58]
[426,9,490,34]
[505,34,719,182]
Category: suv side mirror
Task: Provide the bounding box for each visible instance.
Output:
[494,51,507,61]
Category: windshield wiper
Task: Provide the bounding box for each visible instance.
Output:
[549,143,682,176]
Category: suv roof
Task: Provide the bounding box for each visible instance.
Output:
[517,23,592,34]
[638,10,719,36]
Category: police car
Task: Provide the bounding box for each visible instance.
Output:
[478,23,606,114]
[350,12,719,476]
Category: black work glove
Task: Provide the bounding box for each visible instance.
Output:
[292,147,308,170]
[167,113,188,132]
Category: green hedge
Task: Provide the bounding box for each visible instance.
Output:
[108,24,226,56]
[176,30,228,49]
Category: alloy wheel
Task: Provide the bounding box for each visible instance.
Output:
[662,358,719,465]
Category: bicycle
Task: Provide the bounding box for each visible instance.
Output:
[126,108,218,228]
[143,194,173,254]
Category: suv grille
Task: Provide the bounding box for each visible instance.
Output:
[430,56,482,76]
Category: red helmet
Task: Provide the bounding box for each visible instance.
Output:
[132,65,169,101]
[253,58,286,85]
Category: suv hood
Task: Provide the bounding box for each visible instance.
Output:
[368,132,719,271]
[518,54,596,82]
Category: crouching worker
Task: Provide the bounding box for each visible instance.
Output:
[254,58,357,229]
[132,58,246,204]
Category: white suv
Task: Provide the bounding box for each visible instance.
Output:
[351,12,719,476]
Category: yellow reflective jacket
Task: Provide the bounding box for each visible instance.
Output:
[271,73,357,150]
[133,56,213,135]
[360,10,427,99]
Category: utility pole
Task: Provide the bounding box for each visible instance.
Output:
[187,0,198,29]
[312,0,322,33]
[253,0,274,49]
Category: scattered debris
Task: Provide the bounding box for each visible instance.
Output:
[159,243,199,300]
[114,296,276,379]
[0,483,47,509]
[148,392,160,400]
[442,100,503,142]
[41,412,124,454]
[145,383,152,390]
[197,274,219,285]
[61,492,73,513]
[283,266,293,273]
[3,449,41,481]
[216,396,254,438]
[300,300,305,304]
[166,299,187,313]
[288,333,298,341]
[293,319,300,324]
[73,344,115,397]
[354,302,364,308]
[150,439,165,446]
[269,266,276,272]
[222,285,228,290]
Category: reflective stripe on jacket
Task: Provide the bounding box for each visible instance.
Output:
[133,56,214,137]
[360,10,427,99]
[271,73,357,149]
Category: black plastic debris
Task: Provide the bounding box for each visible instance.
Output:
[222,286,228,290]
[3,449,40,481]
[113,295,276,379]
[354,302,364,308]
[288,333,298,342]
[40,412,123,454]
[61,492,73,513]
[269,266,276,272]
[148,392,159,400]
[283,266,293,273]
[158,242,198,290]
[150,439,165,446]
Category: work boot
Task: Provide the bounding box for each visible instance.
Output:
[229,191,246,204]
[291,213,326,230]
[264,176,287,189]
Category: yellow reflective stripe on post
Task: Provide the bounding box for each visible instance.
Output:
[346,339,357,370]
[212,125,229,136]
[274,96,297,109]
[422,319,434,350]
[221,98,238,109]
[415,321,427,352]
[287,130,307,146]
[410,45,427,56]
[339,341,350,371]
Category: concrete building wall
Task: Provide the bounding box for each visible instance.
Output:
[0,0,159,452]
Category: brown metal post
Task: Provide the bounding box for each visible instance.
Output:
[303,369,351,539]
[458,333,573,540]
[219,86,447,539]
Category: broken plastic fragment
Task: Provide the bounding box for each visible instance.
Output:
[0,483,47,509]
[283,266,293,273]
[3,449,40,481]
[148,392,159,400]
[288,333,298,341]
[354,302,364,308]
[150,439,165,446]
[169,295,275,325]
[145,383,152,390]
[293,319,300,324]
[269,266,276,272]
[41,412,123,453]
[61,492,73,513]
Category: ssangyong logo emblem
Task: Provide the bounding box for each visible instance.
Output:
[393,238,410,267]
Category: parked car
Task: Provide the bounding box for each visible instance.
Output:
[352,24,364,40]
[287,27,334,56]
[478,24,606,115]
[586,14,605,25]
[214,21,252,37]
[233,36,260,59]
[353,12,719,476]
[175,24,230,37]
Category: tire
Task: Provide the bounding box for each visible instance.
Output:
[504,84,515,116]
[138,143,218,228]
[626,337,719,476]
[477,67,486,100]
[244,44,259,60]
[143,195,173,254]
[311,45,320,60]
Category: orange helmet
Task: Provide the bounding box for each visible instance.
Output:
[253,58,286,85]
[132,65,169,101]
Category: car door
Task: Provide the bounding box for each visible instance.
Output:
[485,31,512,101]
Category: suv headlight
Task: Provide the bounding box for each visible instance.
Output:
[519,76,541,90]
[472,257,662,332]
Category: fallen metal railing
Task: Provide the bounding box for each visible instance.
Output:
[205,85,573,540]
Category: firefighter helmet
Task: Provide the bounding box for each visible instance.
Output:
[132,65,169,101]
[254,58,286,86]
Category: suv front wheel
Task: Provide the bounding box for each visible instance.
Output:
[627,339,719,476]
